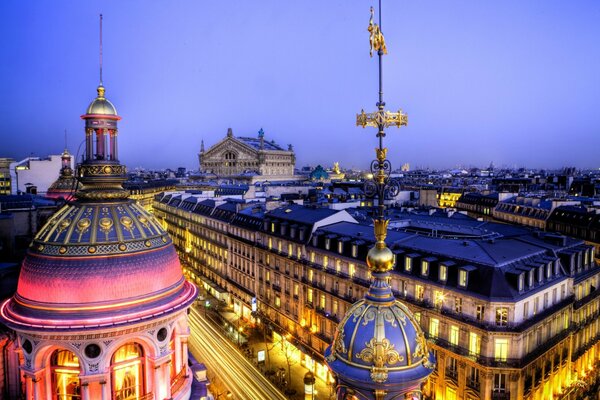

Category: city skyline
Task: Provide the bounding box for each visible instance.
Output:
[2,1,600,170]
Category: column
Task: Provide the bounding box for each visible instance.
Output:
[181,337,189,371]
[174,334,182,372]
[103,129,109,160]
[81,382,90,400]
[86,128,93,160]
[24,375,31,400]
[481,371,493,400]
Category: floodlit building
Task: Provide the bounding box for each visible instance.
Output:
[155,195,600,400]
[199,128,298,183]
[0,79,198,399]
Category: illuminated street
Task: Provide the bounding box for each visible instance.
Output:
[188,306,288,400]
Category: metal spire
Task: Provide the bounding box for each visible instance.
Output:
[99,14,103,85]
[357,0,406,273]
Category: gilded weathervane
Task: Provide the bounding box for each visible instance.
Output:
[368,7,387,57]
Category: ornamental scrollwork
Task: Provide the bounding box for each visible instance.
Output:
[356,337,403,368]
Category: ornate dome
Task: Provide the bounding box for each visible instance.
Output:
[85,85,117,115]
[325,220,435,399]
[1,83,196,332]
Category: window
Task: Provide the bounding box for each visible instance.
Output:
[439,264,447,281]
[294,283,299,297]
[307,289,313,304]
[268,237,273,249]
[454,297,462,314]
[421,261,429,276]
[544,293,549,309]
[288,243,293,255]
[323,256,329,268]
[434,291,444,309]
[469,332,480,356]
[546,263,552,279]
[459,269,467,287]
[325,238,330,250]
[333,300,338,315]
[275,296,281,308]
[494,338,509,361]
[528,270,534,287]
[51,350,81,400]
[111,343,145,400]
[338,241,343,254]
[534,297,539,315]
[414,312,421,324]
[523,302,529,319]
[352,244,358,258]
[405,257,412,272]
[518,274,524,291]
[349,263,355,277]
[449,325,459,346]
[476,305,485,321]
[537,267,543,283]
[493,373,507,392]
[308,269,313,282]
[552,288,557,305]
[496,307,508,326]
[319,294,326,309]
[416,285,425,302]
[445,387,457,400]
[429,318,439,338]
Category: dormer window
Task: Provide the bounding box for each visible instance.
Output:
[405,257,412,272]
[528,270,534,287]
[421,261,429,277]
[546,262,552,279]
[459,269,467,287]
[439,264,448,282]
[537,266,543,283]
[312,235,318,246]
[338,241,343,254]
[458,266,475,288]
[271,222,276,233]
[325,238,331,250]
[518,273,524,292]
[352,244,358,258]
[554,260,560,276]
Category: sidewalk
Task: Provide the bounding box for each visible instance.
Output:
[196,288,334,399]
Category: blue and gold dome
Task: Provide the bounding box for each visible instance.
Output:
[325,218,434,399]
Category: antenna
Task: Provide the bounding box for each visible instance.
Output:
[99,14,103,85]
[64,129,68,150]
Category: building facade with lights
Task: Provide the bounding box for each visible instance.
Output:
[0,82,198,400]
[199,128,297,183]
[154,195,600,400]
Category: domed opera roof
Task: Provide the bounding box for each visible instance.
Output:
[1,200,196,330]
[85,84,118,116]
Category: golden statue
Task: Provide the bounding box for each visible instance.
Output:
[333,162,341,175]
[368,7,387,57]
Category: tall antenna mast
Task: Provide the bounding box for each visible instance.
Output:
[64,129,68,150]
[99,14,103,85]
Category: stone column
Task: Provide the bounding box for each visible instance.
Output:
[481,371,493,400]
[174,334,182,372]
[181,337,189,371]
[24,375,31,400]
[81,382,90,400]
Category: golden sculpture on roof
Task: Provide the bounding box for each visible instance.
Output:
[368,7,387,57]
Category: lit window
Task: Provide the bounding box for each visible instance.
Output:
[439,264,447,281]
[288,243,293,255]
[323,256,329,268]
[405,257,412,272]
[416,285,425,301]
[429,318,439,338]
[454,297,462,313]
[51,350,81,400]
[414,312,421,324]
[459,270,467,287]
[518,274,524,291]
[268,237,272,249]
[349,263,355,277]
[476,305,485,321]
[494,338,508,361]
[307,289,313,304]
[338,241,343,254]
[449,325,459,346]
[493,373,507,392]
[469,332,480,356]
[310,252,315,263]
[271,223,275,233]
[352,244,358,258]
[275,296,281,308]
[421,261,429,276]
[320,294,325,309]
[111,343,145,400]
[496,307,508,326]
[434,291,444,309]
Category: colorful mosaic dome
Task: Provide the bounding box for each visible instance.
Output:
[1,84,196,332]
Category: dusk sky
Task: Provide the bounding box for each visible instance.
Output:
[2,1,599,170]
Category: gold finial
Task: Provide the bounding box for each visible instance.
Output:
[368,7,387,57]
[97,85,105,99]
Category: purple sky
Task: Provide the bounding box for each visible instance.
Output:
[2,1,599,170]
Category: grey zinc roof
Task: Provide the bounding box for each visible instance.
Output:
[267,204,340,224]
[237,136,285,151]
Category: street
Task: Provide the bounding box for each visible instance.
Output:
[188,306,289,400]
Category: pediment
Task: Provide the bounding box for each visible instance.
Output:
[204,136,259,159]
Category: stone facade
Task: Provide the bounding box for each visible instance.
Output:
[199,128,296,182]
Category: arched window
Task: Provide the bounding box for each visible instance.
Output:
[224,151,237,167]
[51,349,81,400]
[111,343,145,400]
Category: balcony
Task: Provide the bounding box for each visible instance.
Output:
[467,379,480,392]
